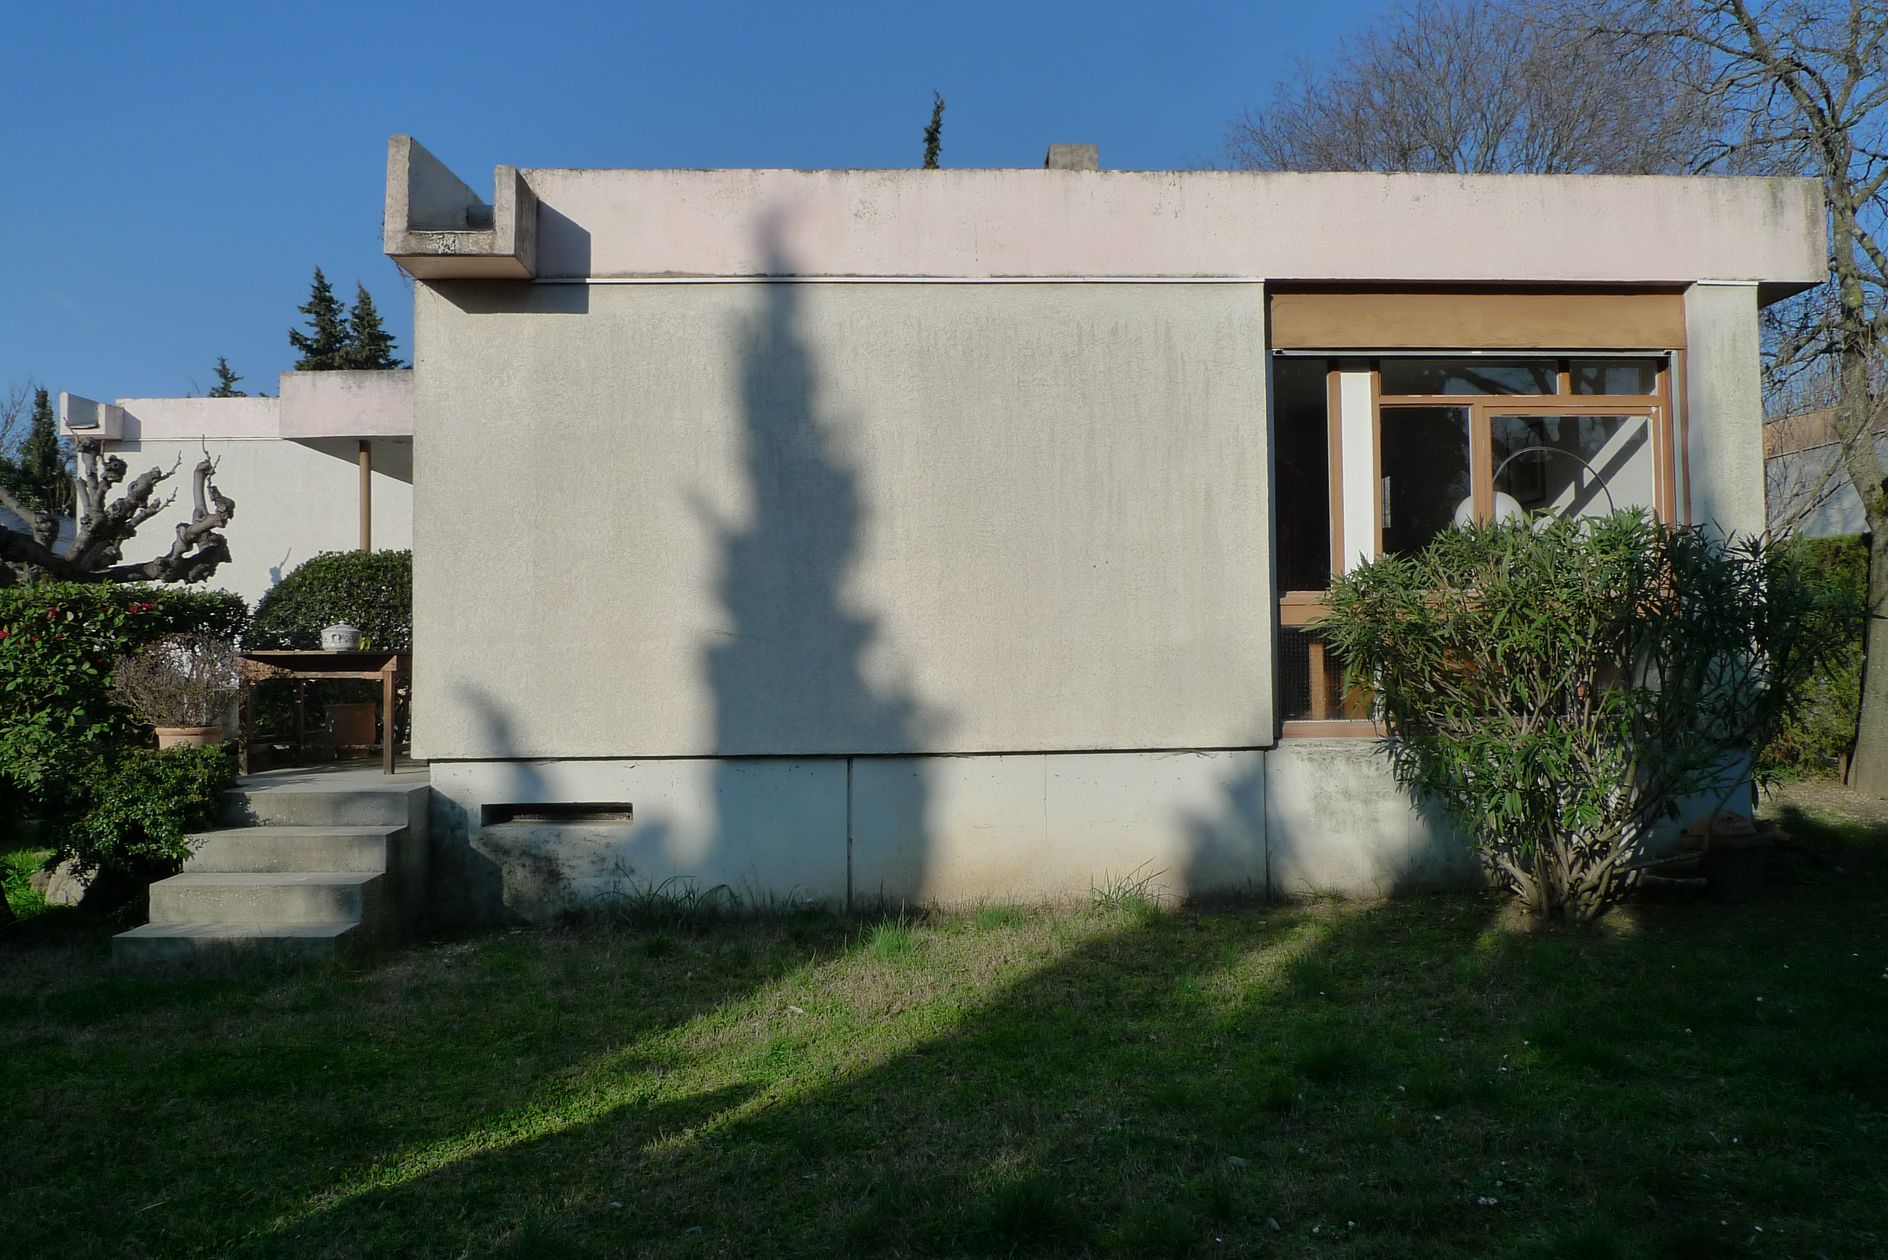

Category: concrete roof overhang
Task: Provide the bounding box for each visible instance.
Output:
[384,135,1827,298]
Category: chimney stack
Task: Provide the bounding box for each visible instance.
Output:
[1044,144,1099,171]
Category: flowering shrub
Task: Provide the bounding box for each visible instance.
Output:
[0,583,247,875]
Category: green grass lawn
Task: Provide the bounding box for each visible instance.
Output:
[4,787,1887,1259]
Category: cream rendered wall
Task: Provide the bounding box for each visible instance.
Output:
[1684,282,1768,538]
[105,435,413,606]
[412,280,1271,761]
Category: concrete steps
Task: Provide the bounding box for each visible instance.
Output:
[148,870,387,925]
[113,921,364,969]
[184,825,404,874]
[114,767,429,975]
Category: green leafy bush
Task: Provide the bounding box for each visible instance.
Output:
[60,745,236,880]
[249,550,412,650]
[1763,535,1868,778]
[0,583,247,811]
[1321,512,1858,922]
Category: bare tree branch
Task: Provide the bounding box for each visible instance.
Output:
[0,438,236,588]
[1225,0,1722,174]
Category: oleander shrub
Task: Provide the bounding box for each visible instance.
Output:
[249,549,412,650]
[1321,511,1859,923]
[1761,534,1868,779]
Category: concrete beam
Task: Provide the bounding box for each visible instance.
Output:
[277,369,414,439]
[58,392,125,441]
[384,135,537,279]
[516,167,1824,290]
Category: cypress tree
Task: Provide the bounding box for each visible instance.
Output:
[288,267,351,370]
[342,284,403,369]
[923,91,946,169]
[208,357,247,397]
[16,387,72,513]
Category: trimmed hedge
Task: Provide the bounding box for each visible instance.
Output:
[250,550,412,651]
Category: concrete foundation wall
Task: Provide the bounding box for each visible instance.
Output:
[412,280,1271,761]
[107,436,414,606]
[425,744,1491,922]
[426,740,1759,923]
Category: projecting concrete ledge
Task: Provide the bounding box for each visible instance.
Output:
[385,135,537,279]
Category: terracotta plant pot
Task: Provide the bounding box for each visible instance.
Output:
[154,725,223,750]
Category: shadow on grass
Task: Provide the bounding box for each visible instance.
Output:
[1,908,861,1256]
[10,853,1888,1258]
[227,885,1879,1260]
[240,796,1888,1260]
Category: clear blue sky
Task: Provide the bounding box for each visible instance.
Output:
[0,0,1373,404]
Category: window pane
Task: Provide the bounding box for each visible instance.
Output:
[1491,414,1656,519]
[1570,359,1659,396]
[1277,626,1362,722]
[1381,406,1472,555]
[1274,359,1332,592]
[1379,358,1556,396]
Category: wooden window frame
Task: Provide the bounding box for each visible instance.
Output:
[1279,356,1676,740]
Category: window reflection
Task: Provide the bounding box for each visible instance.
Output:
[1491,415,1655,519]
[1379,359,1557,396]
[1570,359,1660,396]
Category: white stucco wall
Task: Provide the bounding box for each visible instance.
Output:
[59,387,417,608]
[413,280,1272,760]
[105,435,413,606]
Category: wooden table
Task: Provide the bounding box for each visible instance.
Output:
[239,650,411,774]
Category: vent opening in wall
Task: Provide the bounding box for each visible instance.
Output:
[481,802,634,825]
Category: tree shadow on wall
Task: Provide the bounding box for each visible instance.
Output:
[699,220,938,907]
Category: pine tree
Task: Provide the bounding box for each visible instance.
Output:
[288,267,351,370]
[342,284,403,369]
[16,387,72,514]
[923,91,946,169]
[208,357,247,397]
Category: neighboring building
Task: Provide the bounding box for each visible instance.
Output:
[380,137,1823,920]
[1765,407,1888,537]
[59,371,414,605]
